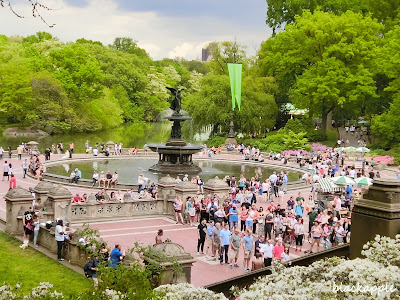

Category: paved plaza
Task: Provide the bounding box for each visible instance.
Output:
[0,151,396,286]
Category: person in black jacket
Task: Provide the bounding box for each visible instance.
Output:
[84,256,100,290]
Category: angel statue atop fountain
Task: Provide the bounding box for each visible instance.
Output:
[166,87,185,114]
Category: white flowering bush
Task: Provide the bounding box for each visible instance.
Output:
[4,235,400,299]
[362,234,400,267]
[154,283,228,300]
[238,257,400,299]
[23,282,64,300]
[0,285,16,300]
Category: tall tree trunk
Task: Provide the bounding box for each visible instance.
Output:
[326,110,333,131]
[321,104,334,134]
[321,112,327,134]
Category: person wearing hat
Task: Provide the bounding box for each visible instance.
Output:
[73,168,81,184]
[309,220,322,253]
[183,174,189,182]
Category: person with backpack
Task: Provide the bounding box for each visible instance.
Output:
[84,256,100,290]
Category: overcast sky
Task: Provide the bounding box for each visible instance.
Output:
[0,0,272,60]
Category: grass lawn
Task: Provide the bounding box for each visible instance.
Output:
[0,231,92,297]
[322,129,338,147]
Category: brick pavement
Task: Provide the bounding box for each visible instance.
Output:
[0,151,396,286]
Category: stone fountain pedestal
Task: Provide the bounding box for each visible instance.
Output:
[148,112,202,174]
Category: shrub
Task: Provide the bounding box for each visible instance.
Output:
[311,143,328,152]
[284,118,307,133]
[205,135,227,147]
[373,155,394,165]
[306,130,328,142]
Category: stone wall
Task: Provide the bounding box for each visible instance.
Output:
[37,226,90,267]
[71,197,165,222]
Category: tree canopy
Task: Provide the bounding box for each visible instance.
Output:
[259,11,383,133]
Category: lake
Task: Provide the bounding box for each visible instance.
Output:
[0,122,203,153]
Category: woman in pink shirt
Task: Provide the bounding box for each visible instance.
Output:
[272,239,285,260]
[9,174,16,189]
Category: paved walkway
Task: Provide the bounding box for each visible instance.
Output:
[0,151,397,287]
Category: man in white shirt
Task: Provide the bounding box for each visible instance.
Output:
[260,239,274,267]
[349,168,356,179]
[235,190,244,204]
[3,161,9,181]
[93,148,98,156]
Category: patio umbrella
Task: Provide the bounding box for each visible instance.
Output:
[356,147,370,153]
[334,147,344,152]
[356,177,373,186]
[343,146,357,153]
[27,141,39,145]
[331,176,356,185]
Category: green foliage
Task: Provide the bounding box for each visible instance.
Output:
[205,135,227,147]
[95,263,157,299]
[265,0,400,32]
[283,130,312,151]
[74,223,106,257]
[205,41,248,75]
[367,146,400,164]
[23,32,57,44]
[242,130,311,152]
[284,119,307,134]
[306,130,328,142]
[259,11,383,132]
[185,73,278,135]
[0,33,192,133]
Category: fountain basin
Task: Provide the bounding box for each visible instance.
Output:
[148,143,203,174]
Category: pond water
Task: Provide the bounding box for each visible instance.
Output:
[0,122,202,153]
[46,158,302,184]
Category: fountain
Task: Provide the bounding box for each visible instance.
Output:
[148,87,203,174]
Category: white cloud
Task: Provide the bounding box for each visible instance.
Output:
[168,42,209,60]
[0,0,272,59]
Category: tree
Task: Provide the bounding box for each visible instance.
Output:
[265,0,400,33]
[23,32,57,44]
[184,74,278,135]
[265,0,367,33]
[110,37,150,59]
[205,41,248,75]
[30,71,78,133]
[259,11,383,133]
[49,43,105,102]
[371,25,400,146]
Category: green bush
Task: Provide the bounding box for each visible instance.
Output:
[367,146,400,165]
[242,129,311,152]
[205,135,227,147]
[285,118,307,134]
[306,130,328,142]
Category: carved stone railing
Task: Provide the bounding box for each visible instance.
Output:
[70,198,166,222]
[37,226,90,267]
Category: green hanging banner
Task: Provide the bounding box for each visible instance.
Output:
[228,63,242,111]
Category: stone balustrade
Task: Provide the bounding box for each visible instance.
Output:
[70,196,166,222]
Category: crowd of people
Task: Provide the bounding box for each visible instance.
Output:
[9,132,388,283]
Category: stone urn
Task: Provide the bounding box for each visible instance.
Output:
[143,239,196,286]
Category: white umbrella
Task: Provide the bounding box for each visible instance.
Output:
[356,147,370,153]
